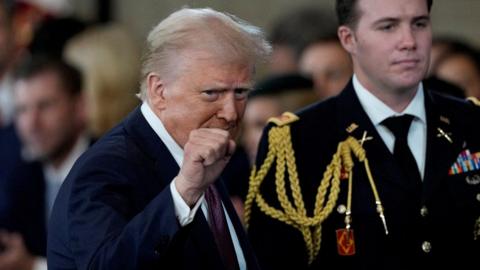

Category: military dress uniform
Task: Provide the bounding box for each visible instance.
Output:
[246,81,480,270]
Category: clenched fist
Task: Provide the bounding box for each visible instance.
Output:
[174,128,236,206]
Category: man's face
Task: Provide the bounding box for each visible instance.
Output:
[14,71,83,161]
[300,41,352,99]
[152,51,253,147]
[342,0,432,94]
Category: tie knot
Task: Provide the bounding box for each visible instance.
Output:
[382,114,414,140]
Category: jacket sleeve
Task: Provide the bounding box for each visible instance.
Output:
[66,153,188,270]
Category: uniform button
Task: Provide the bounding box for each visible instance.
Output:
[337,204,347,214]
[476,193,480,202]
[420,206,429,217]
[422,241,432,253]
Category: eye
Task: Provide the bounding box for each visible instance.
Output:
[201,89,220,101]
[234,88,250,100]
[413,19,429,29]
[378,23,395,32]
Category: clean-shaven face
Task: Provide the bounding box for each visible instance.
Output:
[348,0,432,94]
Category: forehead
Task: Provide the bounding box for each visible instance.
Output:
[15,71,67,99]
[356,0,429,22]
[170,49,254,85]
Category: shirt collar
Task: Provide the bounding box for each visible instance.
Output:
[141,102,184,166]
[352,74,426,126]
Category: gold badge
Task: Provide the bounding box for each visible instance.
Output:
[336,229,356,256]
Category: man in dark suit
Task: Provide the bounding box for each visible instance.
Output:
[0,57,88,270]
[47,7,271,270]
[246,0,480,269]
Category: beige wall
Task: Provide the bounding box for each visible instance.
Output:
[73,0,480,47]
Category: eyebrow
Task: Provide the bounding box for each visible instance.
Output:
[373,15,430,25]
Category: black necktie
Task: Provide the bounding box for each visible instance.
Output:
[382,115,422,187]
[204,185,239,270]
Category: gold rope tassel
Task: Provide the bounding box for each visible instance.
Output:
[245,125,376,264]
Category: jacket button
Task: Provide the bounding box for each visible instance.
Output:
[420,206,428,217]
[476,193,480,202]
[422,241,432,253]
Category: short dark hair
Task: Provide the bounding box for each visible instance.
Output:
[14,56,83,97]
[336,0,433,27]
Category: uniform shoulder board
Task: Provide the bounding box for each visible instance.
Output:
[268,112,299,126]
[467,97,480,107]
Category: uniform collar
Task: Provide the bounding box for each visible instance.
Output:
[353,74,426,126]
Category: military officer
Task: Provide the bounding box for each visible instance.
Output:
[245,0,480,269]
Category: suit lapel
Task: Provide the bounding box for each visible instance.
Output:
[123,107,180,184]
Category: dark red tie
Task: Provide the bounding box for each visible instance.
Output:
[204,185,240,270]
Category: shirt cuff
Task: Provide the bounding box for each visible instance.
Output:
[33,257,47,270]
[170,179,204,226]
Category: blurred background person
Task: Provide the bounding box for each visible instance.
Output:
[266,6,337,75]
[0,0,22,127]
[299,33,352,100]
[0,56,88,270]
[242,73,317,165]
[64,23,140,137]
[432,39,480,99]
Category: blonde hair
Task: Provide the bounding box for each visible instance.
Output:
[138,7,272,100]
[64,24,141,137]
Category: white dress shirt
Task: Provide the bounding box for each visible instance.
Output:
[141,102,247,270]
[353,75,427,179]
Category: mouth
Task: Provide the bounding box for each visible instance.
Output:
[392,59,421,68]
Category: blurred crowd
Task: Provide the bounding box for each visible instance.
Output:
[0,1,479,269]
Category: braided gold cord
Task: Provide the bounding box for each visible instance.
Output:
[244,125,375,264]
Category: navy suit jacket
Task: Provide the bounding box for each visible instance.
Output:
[248,82,480,270]
[47,107,259,270]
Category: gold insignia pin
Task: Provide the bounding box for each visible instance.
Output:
[359,131,373,146]
[437,127,453,144]
[440,116,450,125]
[346,123,359,134]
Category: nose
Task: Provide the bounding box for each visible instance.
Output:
[399,26,416,51]
[217,92,240,124]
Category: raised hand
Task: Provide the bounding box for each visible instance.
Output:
[174,128,236,206]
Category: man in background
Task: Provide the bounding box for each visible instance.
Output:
[0,56,87,270]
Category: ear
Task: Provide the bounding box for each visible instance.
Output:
[146,72,167,110]
[338,25,356,55]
